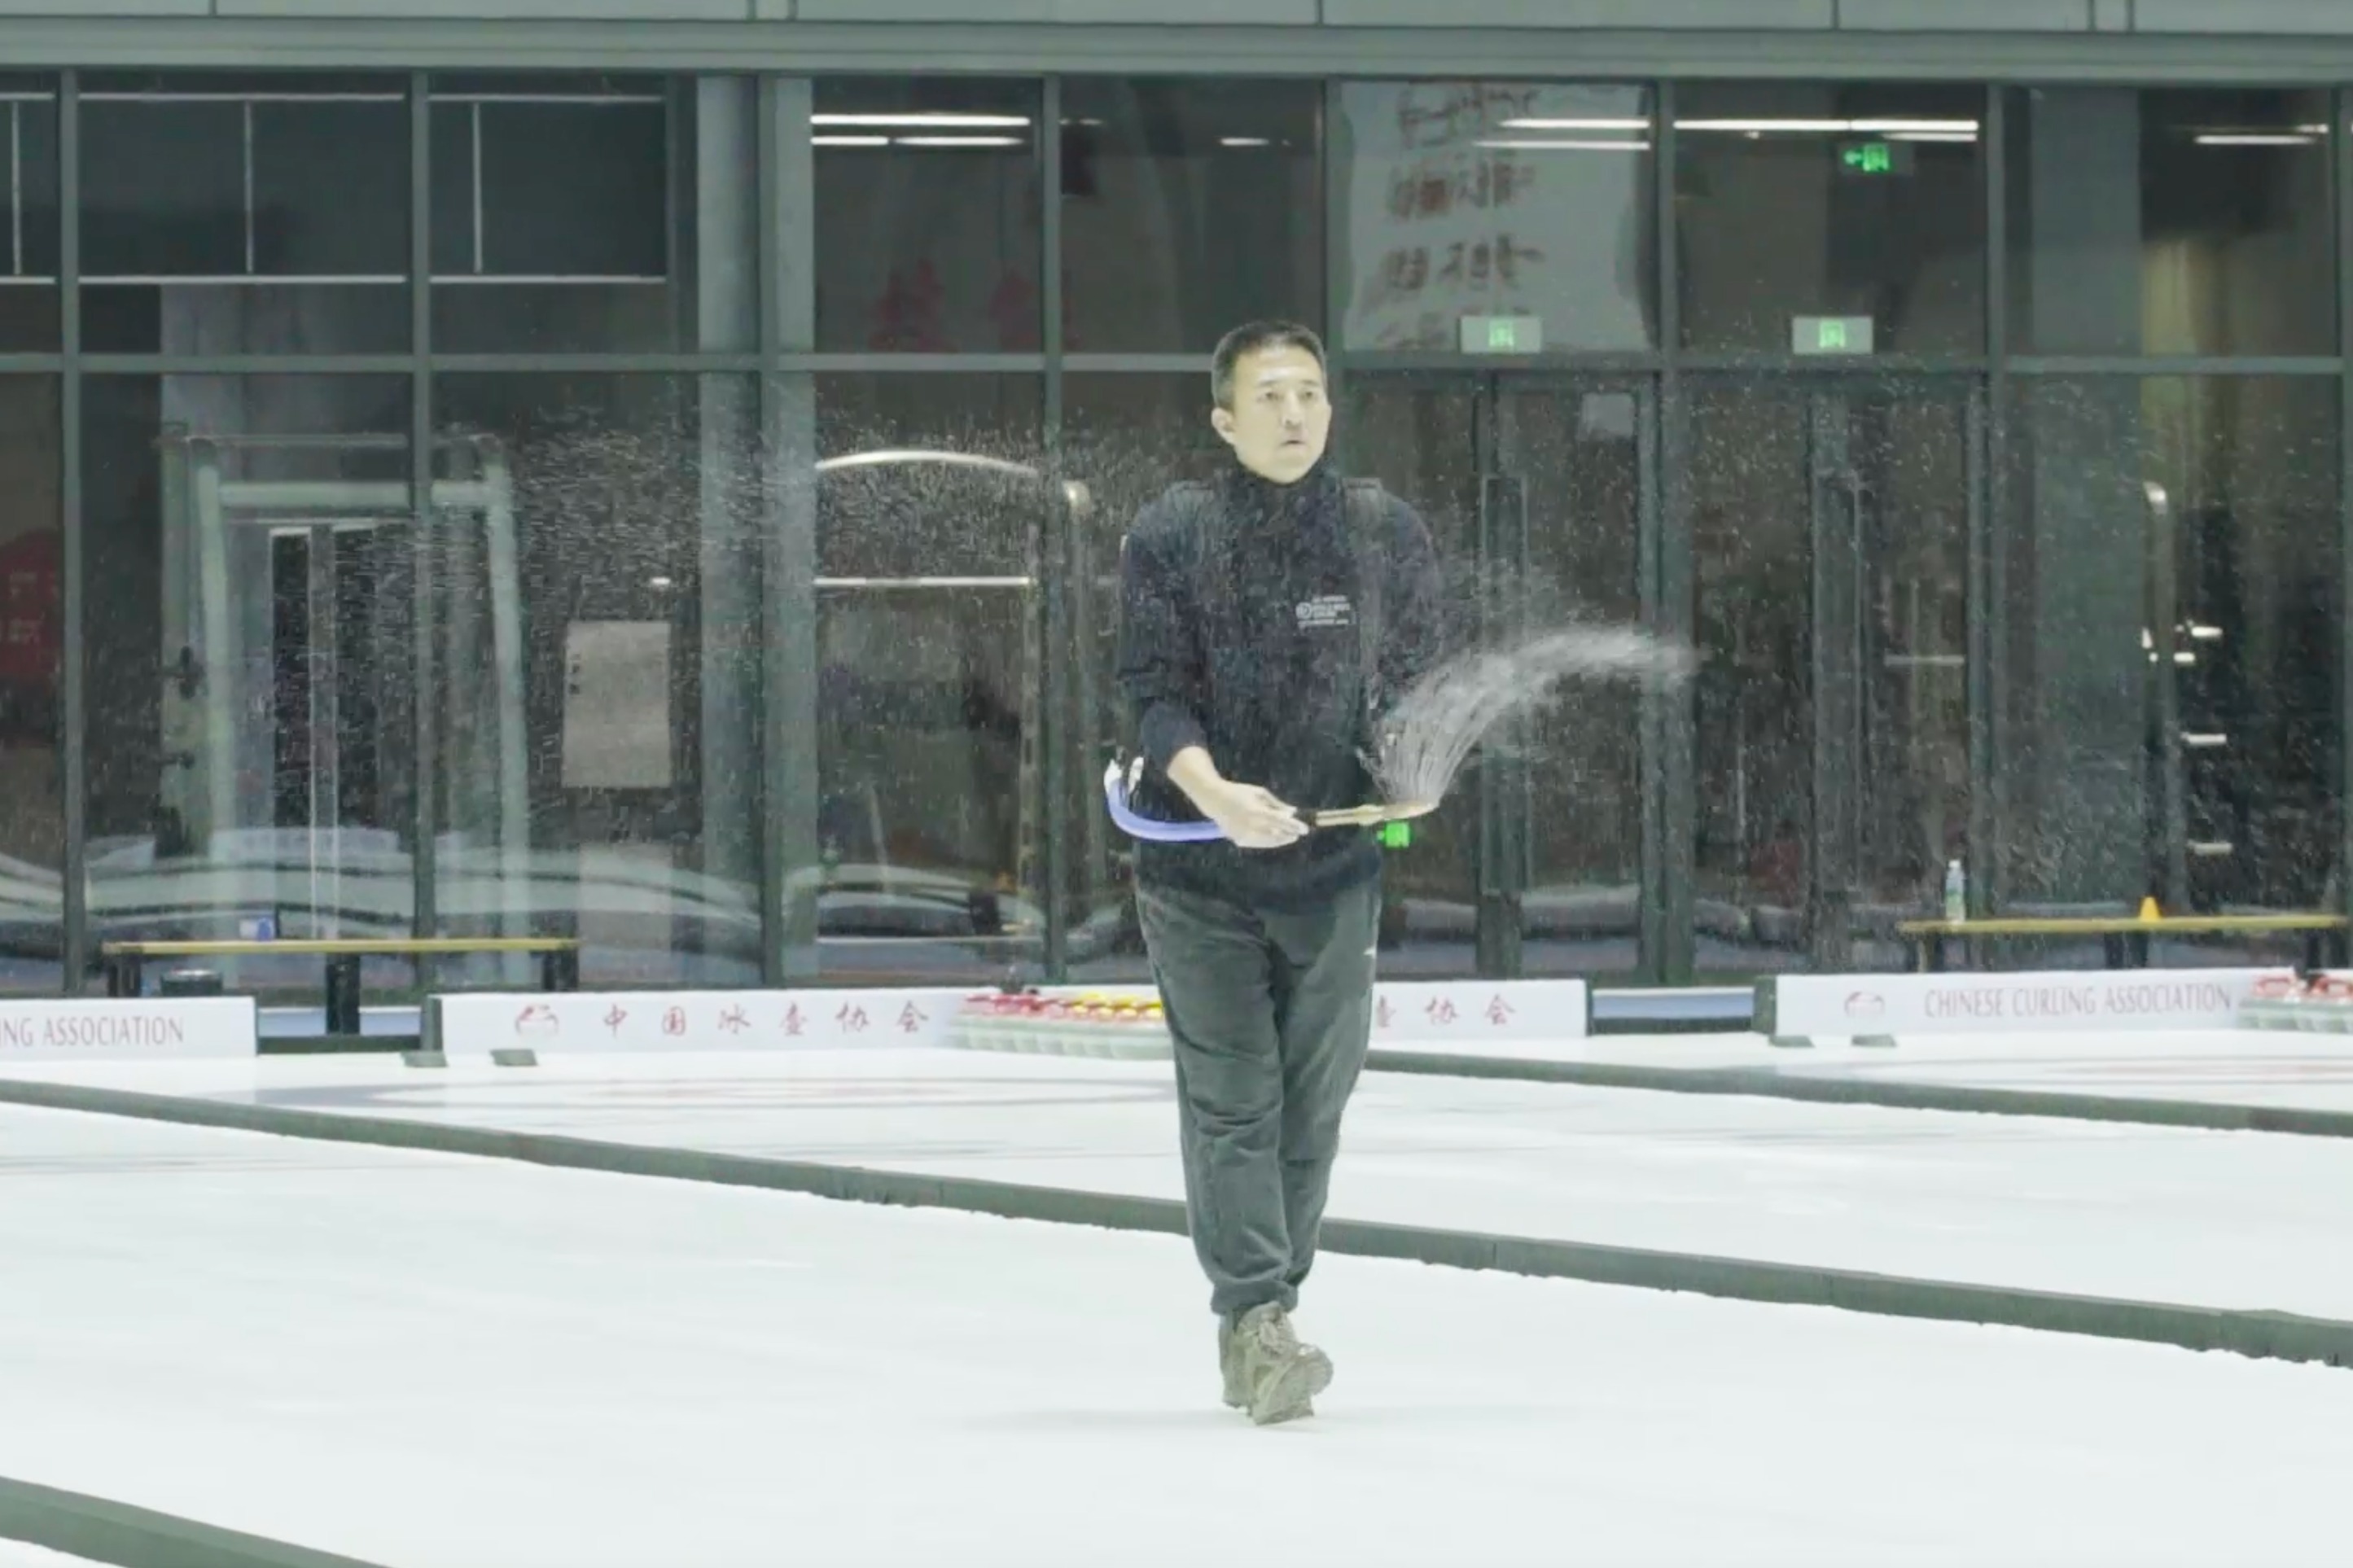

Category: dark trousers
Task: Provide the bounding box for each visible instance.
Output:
[1136,876,1379,1318]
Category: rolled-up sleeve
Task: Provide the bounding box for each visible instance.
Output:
[1115,503,1208,773]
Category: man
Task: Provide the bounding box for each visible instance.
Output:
[1116,321,1443,1426]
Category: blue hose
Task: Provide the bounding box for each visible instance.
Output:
[1102,762,1227,843]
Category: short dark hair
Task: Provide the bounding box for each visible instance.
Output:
[1212,321,1327,410]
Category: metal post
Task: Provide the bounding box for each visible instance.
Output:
[410,70,437,966]
[2337,84,2353,933]
[1039,73,1067,983]
[1978,83,2007,918]
[59,70,82,993]
[1651,80,1696,984]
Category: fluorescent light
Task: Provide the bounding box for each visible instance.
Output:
[647,576,675,590]
[1476,138,1651,151]
[1220,136,1272,147]
[1885,131,1980,142]
[897,135,1025,147]
[813,135,889,147]
[2195,133,2317,146]
[1675,116,1979,135]
[1500,116,1651,132]
[812,112,1030,128]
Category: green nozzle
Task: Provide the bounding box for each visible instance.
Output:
[1378,821,1413,850]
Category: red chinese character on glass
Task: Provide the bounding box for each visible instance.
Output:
[898,1002,928,1035]
[1426,996,1458,1027]
[662,1007,687,1037]
[1375,996,1395,1031]
[837,1004,870,1035]
[1485,994,1514,1027]
[718,1006,750,1035]
[1496,234,1544,287]
[782,1004,806,1037]
[602,1005,628,1036]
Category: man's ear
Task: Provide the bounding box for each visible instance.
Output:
[1211,405,1236,444]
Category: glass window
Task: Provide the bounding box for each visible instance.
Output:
[85,374,415,1001]
[432,374,764,988]
[0,377,60,992]
[1337,82,1654,353]
[80,75,409,355]
[1061,373,1232,979]
[1690,379,1973,975]
[1676,84,1986,356]
[1060,80,1321,353]
[787,374,1045,979]
[2000,377,2338,957]
[431,76,759,354]
[0,80,59,352]
[814,80,1042,353]
[2006,90,2333,357]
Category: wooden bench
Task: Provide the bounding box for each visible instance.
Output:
[1895,914,2349,974]
[102,937,582,1034]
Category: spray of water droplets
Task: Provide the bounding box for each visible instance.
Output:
[1367,624,1698,809]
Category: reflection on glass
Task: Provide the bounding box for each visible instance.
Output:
[804,375,1047,981]
[1691,380,1970,975]
[1061,80,1322,353]
[0,379,59,990]
[80,73,409,354]
[1343,380,1480,975]
[2006,90,2333,357]
[433,75,757,353]
[2001,377,2338,965]
[1676,84,1986,355]
[1337,82,1654,353]
[0,78,58,352]
[1498,388,1642,976]
[433,374,765,987]
[84,375,415,1002]
[1061,374,1233,979]
[815,81,1043,353]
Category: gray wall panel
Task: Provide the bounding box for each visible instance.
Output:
[1325,0,1831,26]
[2136,1,2353,31]
[221,1,756,15]
[795,0,1311,19]
[1842,0,2091,29]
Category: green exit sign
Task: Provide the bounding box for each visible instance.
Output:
[1459,315,1543,355]
[1836,139,1915,177]
[1793,316,1876,356]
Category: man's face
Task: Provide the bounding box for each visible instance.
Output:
[1212,344,1331,484]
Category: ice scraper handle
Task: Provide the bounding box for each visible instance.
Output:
[1102,762,1435,843]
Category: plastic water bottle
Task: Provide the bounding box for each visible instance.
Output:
[1943,859,1967,924]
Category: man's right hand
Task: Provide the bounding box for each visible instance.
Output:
[1164,746,1308,850]
[1198,780,1309,850]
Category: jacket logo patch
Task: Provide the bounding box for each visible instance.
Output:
[1295,594,1354,630]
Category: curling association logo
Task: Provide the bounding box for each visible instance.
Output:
[1843,990,1886,1020]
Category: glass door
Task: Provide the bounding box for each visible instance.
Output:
[1688,379,1976,975]
[1347,375,1652,979]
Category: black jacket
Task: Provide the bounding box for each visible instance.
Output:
[1115,456,1444,909]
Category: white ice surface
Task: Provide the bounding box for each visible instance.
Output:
[5,1103,2351,1568]
[1387,1027,2353,1113]
[12,1045,2353,1319]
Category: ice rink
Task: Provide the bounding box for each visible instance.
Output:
[15,1037,2353,1319]
[5,1096,2353,1567]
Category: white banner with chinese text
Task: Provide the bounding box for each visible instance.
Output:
[1372,980,1591,1049]
[432,989,971,1057]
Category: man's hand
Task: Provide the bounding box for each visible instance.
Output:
[1165,747,1308,851]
